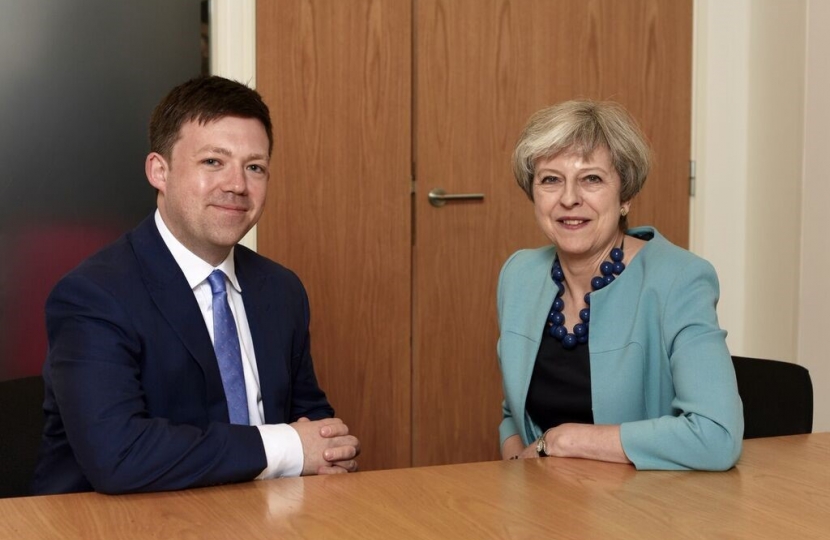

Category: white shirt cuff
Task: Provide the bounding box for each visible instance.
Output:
[255,424,304,479]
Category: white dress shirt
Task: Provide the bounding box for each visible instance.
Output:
[154,210,303,478]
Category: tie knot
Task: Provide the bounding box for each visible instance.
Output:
[207,270,227,295]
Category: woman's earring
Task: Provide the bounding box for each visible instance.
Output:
[620,207,629,217]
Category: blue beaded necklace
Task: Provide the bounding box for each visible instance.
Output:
[547,243,626,349]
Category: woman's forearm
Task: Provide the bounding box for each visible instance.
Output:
[543,424,631,464]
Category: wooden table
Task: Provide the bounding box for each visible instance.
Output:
[2,434,828,539]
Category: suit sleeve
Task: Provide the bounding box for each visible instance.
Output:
[619,259,744,471]
[45,274,267,494]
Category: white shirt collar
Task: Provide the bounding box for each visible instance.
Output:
[154,209,241,292]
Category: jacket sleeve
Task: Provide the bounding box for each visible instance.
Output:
[497,251,523,446]
[498,337,520,445]
[286,281,335,422]
[45,274,267,494]
[619,258,744,471]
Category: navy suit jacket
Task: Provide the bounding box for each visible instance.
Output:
[33,215,333,494]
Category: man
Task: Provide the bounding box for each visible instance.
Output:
[33,76,359,494]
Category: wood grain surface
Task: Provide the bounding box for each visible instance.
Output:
[3,434,827,539]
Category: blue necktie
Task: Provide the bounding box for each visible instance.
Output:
[207,270,249,425]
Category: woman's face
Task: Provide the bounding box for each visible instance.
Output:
[532,145,629,260]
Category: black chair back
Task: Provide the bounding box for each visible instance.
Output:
[732,356,813,439]
[0,375,45,498]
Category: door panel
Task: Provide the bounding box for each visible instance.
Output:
[413,0,692,465]
[256,0,413,471]
[256,0,692,470]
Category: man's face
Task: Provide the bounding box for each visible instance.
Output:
[146,116,270,265]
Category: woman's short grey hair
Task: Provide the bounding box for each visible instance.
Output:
[511,100,651,205]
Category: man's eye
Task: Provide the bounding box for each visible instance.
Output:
[248,164,264,173]
[204,158,219,166]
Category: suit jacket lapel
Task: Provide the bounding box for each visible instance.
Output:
[128,215,229,422]
[501,249,556,442]
[235,249,282,423]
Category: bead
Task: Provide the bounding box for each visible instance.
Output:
[547,245,624,348]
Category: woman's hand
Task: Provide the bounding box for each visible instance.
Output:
[501,435,525,460]
[513,424,632,464]
[517,442,542,459]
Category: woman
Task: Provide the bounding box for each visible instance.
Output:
[498,100,743,470]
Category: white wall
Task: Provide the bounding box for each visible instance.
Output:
[744,2,805,361]
[692,0,752,352]
[695,0,830,432]
[693,0,805,360]
[799,0,830,432]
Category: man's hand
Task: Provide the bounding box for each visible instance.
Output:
[291,417,361,475]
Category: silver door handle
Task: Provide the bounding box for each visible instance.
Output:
[428,188,485,208]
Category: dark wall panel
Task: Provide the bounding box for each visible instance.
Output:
[0,0,205,379]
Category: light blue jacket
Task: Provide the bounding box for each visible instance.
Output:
[497,227,743,470]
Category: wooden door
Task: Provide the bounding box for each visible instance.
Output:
[412,0,692,466]
[256,0,692,470]
[256,0,413,471]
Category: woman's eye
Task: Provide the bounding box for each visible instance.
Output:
[540,175,560,184]
[584,174,602,183]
